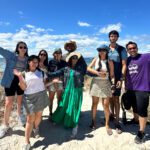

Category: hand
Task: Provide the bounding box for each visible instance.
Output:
[13,69,22,77]
[116,81,122,89]
[111,84,116,93]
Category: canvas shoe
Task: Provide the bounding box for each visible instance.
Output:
[22,143,31,150]
[33,127,40,138]
[134,131,145,144]
[0,125,10,139]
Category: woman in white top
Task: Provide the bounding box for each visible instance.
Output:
[87,44,115,135]
[14,55,49,150]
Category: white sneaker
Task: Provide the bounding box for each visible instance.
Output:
[22,143,31,150]
[33,127,40,138]
[0,125,10,139]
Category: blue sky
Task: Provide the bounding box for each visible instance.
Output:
[0,0,150,57]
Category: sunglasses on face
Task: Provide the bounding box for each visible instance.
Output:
[19,46,27,49]
[128,47,137,51]
[98,49,107,52]
[55,52,61,54]
[71,56,78,60]
[40,53,46,56]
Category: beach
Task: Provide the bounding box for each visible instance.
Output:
[0,85,150,150]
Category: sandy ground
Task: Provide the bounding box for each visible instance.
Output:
[0,90,150,150]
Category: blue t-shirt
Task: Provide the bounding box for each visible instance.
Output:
[108,45,127,62]
[108,44,127,80]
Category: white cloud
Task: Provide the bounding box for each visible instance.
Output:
[78,21,91,27]
[0,24,150,57]
[0,21,10,26]
[99,23,122,34]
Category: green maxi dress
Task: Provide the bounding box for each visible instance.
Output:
[51,69,83,128]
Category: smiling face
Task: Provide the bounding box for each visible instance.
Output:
[98,49,107,60]
[127,43,138,57]
[17,43,27,57]
[28,58,39,72]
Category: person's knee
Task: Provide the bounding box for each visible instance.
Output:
[5,100,13,108]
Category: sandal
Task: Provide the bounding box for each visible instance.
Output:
[115,124,122,134]
[106,128,113,136]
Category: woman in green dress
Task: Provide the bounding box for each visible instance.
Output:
[47,51,87,138]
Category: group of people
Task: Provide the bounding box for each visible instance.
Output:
[0,30,149,150]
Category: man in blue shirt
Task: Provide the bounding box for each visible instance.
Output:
[108,30,127,133]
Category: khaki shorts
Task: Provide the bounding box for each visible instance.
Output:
[48,82,63,92]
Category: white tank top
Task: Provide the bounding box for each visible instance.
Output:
[94,57,109,79]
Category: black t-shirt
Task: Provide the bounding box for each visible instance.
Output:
[48,59,67,72]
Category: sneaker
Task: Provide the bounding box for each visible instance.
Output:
[127,118,139,125]
[115,124,122,134]
[0,125,10,139]
[22,143,31,150]
[70,125,78,139]
[134,131,145,144]
[33,127,40,138]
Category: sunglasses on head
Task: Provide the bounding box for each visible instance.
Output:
[40,53,46,56]
[98,49,107,52]
[19,46,27,49]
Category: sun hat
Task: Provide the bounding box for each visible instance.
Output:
[97,44,110,52]
[66,52,81,62]
[64,40,77,51]
[53,48,62,55]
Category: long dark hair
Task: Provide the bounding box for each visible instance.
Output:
[26,55,40,72]
[38,49,48,67]
[97,52,109,71]
[15,41,28,57]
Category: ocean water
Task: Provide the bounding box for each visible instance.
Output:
[0,57,93,79]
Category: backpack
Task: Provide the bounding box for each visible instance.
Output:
[116,45,124,68]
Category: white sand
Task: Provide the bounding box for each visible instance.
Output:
[0,90,150,150]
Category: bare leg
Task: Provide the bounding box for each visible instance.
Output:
[109,97,115,117]
[102,98,110,127]
[56,90,63,104]
[91,96,99,127]
[139,116,147,132]
[34,111,43,129]
[49,91,55,115]
[17,95,23,116]
[114,96,120,124]
[25,114,35,144]
[4,96,14,126]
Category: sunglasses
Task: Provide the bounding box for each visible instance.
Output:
[98,49,107,52]
[19,46,27,49]
[128,47,137,51]
[55,52,62,54]
[40,53,46,56]
[71,56,78,60]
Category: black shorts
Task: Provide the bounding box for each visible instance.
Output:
[5,75,24,96]
[128,90,150,117]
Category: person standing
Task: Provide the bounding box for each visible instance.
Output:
[108,30,127,133]
[0,41,28,138]
[125,41,150,144]
[13,55,49,149]
[87,45,115,135]
[48,52,86,138]
[63,40,87,75]
[47,48,66,118]
[38,49,49,73]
